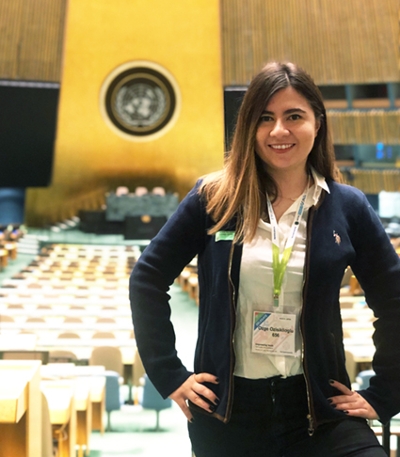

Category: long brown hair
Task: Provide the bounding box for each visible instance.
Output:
[200,61,339,243]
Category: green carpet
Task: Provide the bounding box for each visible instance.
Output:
[90,284,198,456]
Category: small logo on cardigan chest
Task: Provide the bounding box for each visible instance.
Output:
[333,230,341,245]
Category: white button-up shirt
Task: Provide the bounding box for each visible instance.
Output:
[233,169,330,379]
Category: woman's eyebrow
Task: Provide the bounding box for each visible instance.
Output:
[261,108,307,115]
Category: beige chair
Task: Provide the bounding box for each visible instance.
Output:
[57,332,80,338]
[116,186,129,196]
[64,317,83,323]
[2,350,49,363]
[96,317,116,323]
[49,349,78,363]
[92,331,115,339]
[340,300,356,309]
[152,186,166,196]
[135,186,148,196]
[89,346,124,378]
[341,267,353,287]
[343,330,351,339]
[132,347,146,405]
[349,275,364,296]
[101,306,117,311]
[26,317,46,323]
[345,350,357,384]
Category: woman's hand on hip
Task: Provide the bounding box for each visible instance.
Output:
[328,379,378,420]
[169,373,220,422]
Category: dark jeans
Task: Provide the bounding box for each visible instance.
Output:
[188,375,386,457]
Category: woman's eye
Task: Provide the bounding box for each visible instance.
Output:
[288,114,302,120]
[260,115,273,122]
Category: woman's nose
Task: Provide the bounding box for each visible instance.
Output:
[270,120,289,137]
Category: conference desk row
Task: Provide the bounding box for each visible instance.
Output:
[0,334,136,364]
[31,249,134,258]
[0,360,107,457]
[0,305,132,318]
[0,242,18,271]
[0,292,130,307]
[19,275,131,285]
[1,281,129,295]
[0,321,376,345]
[0,319,134,332]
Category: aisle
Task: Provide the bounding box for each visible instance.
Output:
[90,402,192,457]
[90,284,199,456]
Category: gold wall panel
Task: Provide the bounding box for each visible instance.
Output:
[221,0,400,85]
[349,169,400,193]
[0,0,67,81]
[26,0,224,226]
[328,110,400,144]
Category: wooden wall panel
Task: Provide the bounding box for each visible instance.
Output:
[221,0,400,85]
[350,170,400,193]
[328,111,400,144]
[0,0,67,81]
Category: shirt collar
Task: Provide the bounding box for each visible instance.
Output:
[309,166,329,206]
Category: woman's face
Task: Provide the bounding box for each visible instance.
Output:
[254,86,320,176]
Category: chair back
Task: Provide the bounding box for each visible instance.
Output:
[89,346,123,376]
[104,370,122,411]
[26,317,46,323]
[356,369,375,389]
[64,317,83,323]
[58,332,80,338]
[116,186,129,196]
[345,350,357,383]
[132,348,145,387]
[142,374,172,412]
[92,331,115,339]
[96,317,116,323]
[49,350,78,363]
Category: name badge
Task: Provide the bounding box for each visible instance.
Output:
[252,311,296,356]
[215,231,235,242]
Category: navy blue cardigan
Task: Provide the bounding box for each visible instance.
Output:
[129,179,400,431]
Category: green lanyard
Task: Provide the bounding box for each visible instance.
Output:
[266,187,308,308]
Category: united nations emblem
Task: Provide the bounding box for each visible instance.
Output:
[101,62,180,140]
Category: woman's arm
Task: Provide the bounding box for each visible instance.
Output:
[349,192,400,423]
[129,182,208,398]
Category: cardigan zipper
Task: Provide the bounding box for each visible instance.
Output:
[301,206,316,436]
[225,240,237,423]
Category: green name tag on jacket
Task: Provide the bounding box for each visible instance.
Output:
[215,231,235,242]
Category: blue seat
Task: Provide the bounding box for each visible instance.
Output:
[355,369,375,390]
[141,374,172,431]
[104,370,123,431]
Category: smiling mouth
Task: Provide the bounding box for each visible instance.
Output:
[269,144,294,150]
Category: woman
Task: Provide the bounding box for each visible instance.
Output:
[130,62,400,456]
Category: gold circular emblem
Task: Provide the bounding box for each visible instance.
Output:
[101,62,180,141]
